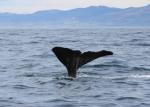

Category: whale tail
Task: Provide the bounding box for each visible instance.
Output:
[52,47,113,78]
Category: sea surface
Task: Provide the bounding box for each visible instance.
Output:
[0,28,150,107]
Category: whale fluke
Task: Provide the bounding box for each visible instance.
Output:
[52,47,113,78]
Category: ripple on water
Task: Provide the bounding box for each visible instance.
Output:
[139,103,150,107]
[114,81,139,86]
[131,67,150,72]
[83,62,127,69]
[21,72,52,78]
[130,38,141,42]
[8,33,20,36]
[16,63,41,70]
[137,43,150,46]
[116,97,141,101]
[31,53,51,59]
[13,85,35,89]
[29,41,40,44]
[101,103,117,107]
[53,104,77,107]
[133,32,143,34]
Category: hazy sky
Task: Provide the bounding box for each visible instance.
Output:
[0,0,150,13]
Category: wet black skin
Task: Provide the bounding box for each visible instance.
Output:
[52,47,113,78]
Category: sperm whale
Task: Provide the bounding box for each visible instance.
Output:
[52,47,113,78]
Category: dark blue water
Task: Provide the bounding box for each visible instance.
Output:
[0,28,150,107]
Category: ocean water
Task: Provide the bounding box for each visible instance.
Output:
[0,28,150,107]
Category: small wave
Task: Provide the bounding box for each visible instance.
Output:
[8,33,20,36]
[21,59,34,62]
[130,38,141,42]
[139,103,150,106]
[21,72,51,78]
[115,81,139,86]
[29,41,40,44]
[0,99,10,102]
[31,53,51,58]
[0,85,9,88]
[32,36,46,39]
[56,82,67,86]
[13,85,35,89]
[54,104,76,107]
[133,32,143,34]
[92,95,101,98]
[131,67,150,71]
[137,43,150,46]
[0,32,5,35]
[46,99,73,103]
[22,73,35,77]
[112,43,121,46]
[38,81,50,85]
[111,77,128,80]
[101,103,116,107]
[83,63,127,69]
[22,41,40,45]
[16,63,40,70]
[0,69,7,72]
[116,97,141,101]
[83,86,92,91]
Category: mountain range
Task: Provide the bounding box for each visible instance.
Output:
[0,5,150,28]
